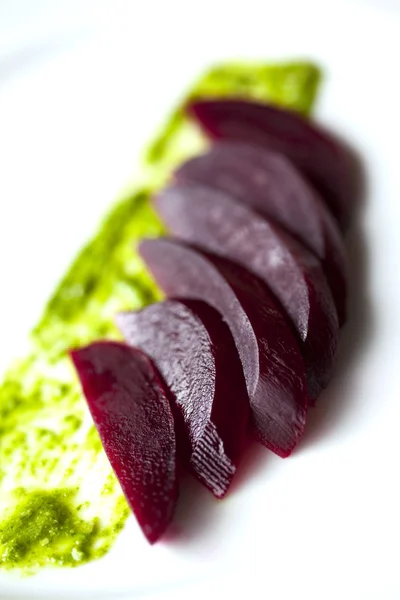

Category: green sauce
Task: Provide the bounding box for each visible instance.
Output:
[0,488,123,569]
[0,193,161,571]
[0,60,321,572]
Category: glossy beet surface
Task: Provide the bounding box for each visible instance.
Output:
[70,342,178,544]
[154,183,339,399]
[187,99,354,229]
[175,142,348,325]
[116,299,249,498]
[139,238,308,457]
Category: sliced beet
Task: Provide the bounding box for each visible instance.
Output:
[175,142,348,325]
[116,299,249,498]
[154,183,339,399]
[187,99,354,229]
[139,238,308,458]
[70,342,178,544]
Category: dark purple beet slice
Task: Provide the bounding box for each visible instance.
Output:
[139,238,308,458]
[187,99,354,229]
[70,342,178,544]
[154,183,339,399]
[116,298,249,498]
[175,142,348,326]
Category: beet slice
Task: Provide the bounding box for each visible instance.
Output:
[116,299,249,498]
[139,238,308,458]
[187,99,354,229]
[70,342,178,544]
[154,183,339,399]
[175,142,348,325]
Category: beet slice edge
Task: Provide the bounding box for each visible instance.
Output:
[187,99,356,229]
[70,341,178,544]
[139,238,308,457]
[175,142,348,325]
[154,182,339,399]
[116,298,249,498]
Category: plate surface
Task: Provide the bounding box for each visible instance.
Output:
[1,1,400,599]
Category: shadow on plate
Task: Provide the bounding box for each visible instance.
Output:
[300,223,373,448]
[300,144,373,448]
[165,469,221,544]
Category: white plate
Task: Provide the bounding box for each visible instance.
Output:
[1,1,400,599]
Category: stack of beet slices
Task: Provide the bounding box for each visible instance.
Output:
[71,99,357,544]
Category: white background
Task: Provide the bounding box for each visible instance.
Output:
[1,1,400,599]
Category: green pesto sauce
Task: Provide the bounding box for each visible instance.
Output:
[0,488,127,570]
[0,60,321,572]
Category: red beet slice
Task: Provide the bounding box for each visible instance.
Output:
[187,99,354,229]
[70,342,178,544]
[116,299,249,498]
[175,142,348,325]
[154,183,339,399]
[139,238,308,458]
